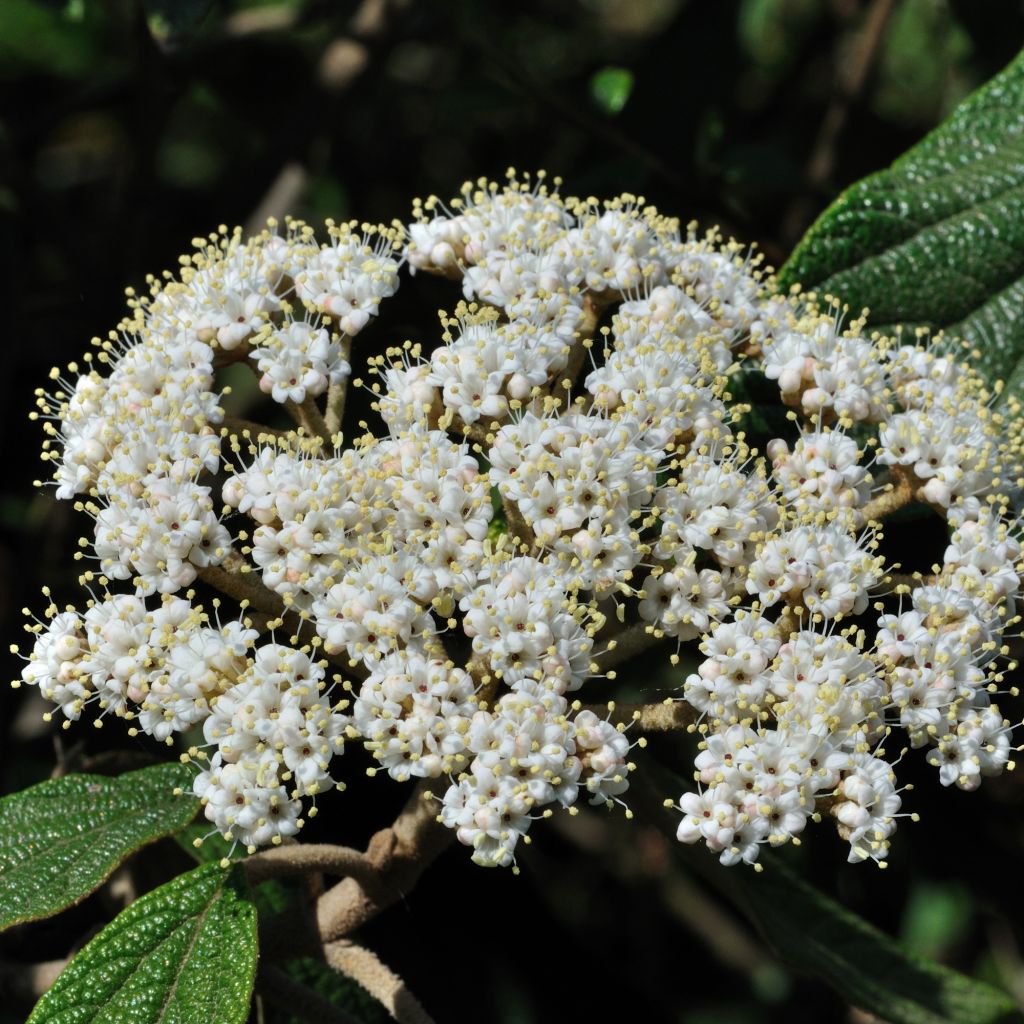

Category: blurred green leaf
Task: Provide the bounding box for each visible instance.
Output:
[27,864,257,1024]
[157,84,236,188]
[736,858,1019,1024]
[144,0,216,50]
[0,762,199,931]
[874,0,973,126]
[590,66,634,114]
[306,175,351,226]
[901,880,974,960]
[0,0,104,78]
[737,0,822,74]
[780,47,1024,395]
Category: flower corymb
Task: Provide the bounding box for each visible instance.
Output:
[14,171,1024,871]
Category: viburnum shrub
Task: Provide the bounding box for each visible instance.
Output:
[17,171,1023,872]
[8,137,1024,1023]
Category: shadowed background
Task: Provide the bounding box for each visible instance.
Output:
[3,2,1024,1021]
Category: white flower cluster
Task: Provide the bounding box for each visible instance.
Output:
[16,172,1024,872]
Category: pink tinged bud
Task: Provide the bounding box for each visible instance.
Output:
[54,634,81,661]
[835,802,869,829]
[571,530,599,558]
[507,373,532,400]
[340,309,371,335]
[83,439,107,463]
[431,242,456,267]
[217,322,251,350]
[698,660,723,681]
[922,478,951,507]
[778,367,802,394]
[801,388,827,415]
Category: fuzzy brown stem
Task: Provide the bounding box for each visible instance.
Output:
[774,605,804,641]
[324,336,354,436]
[243,842,381,887]
[196,548,287,618]
[862,467,915,524]
[316,779,453,941]
[285,395,332,446]
[221,416,292,442]
[212,339,254,369]
[582,699,698,732]
[501,493,535,550]
[560,291,605,390]
[886,571,941,590]
[593,620,663,671]
[324,940,436,1024]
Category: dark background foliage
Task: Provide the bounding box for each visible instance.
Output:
[3,2,1024,1021]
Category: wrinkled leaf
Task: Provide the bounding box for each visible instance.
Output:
[28,863,257,1024]
[735,858,1019,1024]
[0,763,199,931]
[779,47,1024,390]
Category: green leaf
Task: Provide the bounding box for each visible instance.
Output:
[590,67,634,115]
[735,858,1019,1024]
[900,880,974,960]
[28,863,258,1024]
[174,823,234,866]
[0,763,199,931]
[779,48,1024,389]
[0,0,104,78]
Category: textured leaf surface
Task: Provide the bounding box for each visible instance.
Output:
[779,48,1024,388]
[0,763,199,930]
[736,858,1020,1024]
[27,863,257,1024]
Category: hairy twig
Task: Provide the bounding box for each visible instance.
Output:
[581,699,698,732]
[561,291,605,391]
[592,620,663,671]
[774,605,804,641]
[324,335,354,436]
[317,779,453,941]
[196,548,287,618]
[221,416,293,442]
[324,940,436,1024]
[862,467,916,524]
[212,339,253,369]
[886,571,941,590]
[285,394,332,446]
[501,493,535,550]
[243,842,381,887]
